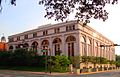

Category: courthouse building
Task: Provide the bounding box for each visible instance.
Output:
[8,20,115,61]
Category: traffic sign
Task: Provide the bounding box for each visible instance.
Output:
[41,49,47,52]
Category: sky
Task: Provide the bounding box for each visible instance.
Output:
[0,0,120,55]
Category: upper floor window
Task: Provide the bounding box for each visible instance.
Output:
[43,30,48,35]
[66,25,75,31]
[9,38,14,42]
[33,33,37,38]
[24,35,28,39]
[17,36,20,41]
[54,28,60,33]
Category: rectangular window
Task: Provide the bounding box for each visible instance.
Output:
[66,26,69,31]
[17,36,20,41]
[66,25,75,31]
[72,25,75,30]
[9,38,14,42]
[24,35,28,39]
[54,28,60,33]
[33,33,37,38]
[43,30,48,35]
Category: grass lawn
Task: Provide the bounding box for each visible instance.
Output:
[0,66,46,72]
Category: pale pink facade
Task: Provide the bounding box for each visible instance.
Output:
[8,20,115,61]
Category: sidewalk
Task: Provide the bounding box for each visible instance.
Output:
[29,69,120,76]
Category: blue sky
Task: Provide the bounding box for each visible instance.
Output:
[0,0,120,55]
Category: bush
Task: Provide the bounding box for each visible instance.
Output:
[0,49,70,72]
[0,51,12,66]
[48,55,70,72]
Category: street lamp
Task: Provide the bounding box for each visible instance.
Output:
[41,47,48,73]
[49,48,52,74]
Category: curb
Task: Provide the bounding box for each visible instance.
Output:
[29,69,120,76]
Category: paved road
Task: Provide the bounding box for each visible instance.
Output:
[0,70,120,77]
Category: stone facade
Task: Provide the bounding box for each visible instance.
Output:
[8,20,115,61]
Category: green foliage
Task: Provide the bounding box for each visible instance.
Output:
[39,0,118,22]
[116,61,120,67]
[116,55,120,67]
[81,56,92,63]
[0,49,70,72]
[97,57,108,64]
[109,60,116,65]
[11,48,30,66]
[116,55,120,62]
[0,51,12,66]
[50,55,70,72]
[69,56,81,68]
[90,56,100,64]
[0,0,118,23]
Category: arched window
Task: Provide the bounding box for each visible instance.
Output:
[23,43,29,48]
[66,36,76,42]
[41,40,49,55]
[16,44,21,49]
[66,35,76,57]
[87,38,92,56]
[31,41,38,51]
[80,36,86,56]
[53,38,62,55]
[95,42,98,57]
[9,46,13,50]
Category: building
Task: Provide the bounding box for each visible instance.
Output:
[0,36,7,51]
[8,20,115,68]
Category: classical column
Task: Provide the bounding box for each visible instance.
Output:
[75,33,81,56]
[49,37,53,56]
[37,40,42,55]
[61,34,66,55]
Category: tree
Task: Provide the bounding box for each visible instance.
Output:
[51,55,70,72]
[81,56,92,68]
[0,0,118,23]
[116,55,120,67]
[39,0,118,22]
[0,0,15,11]
[99,57,108,64]
[69,56,81,68]
[90,56,100,68]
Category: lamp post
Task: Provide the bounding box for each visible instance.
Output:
[41,46,48,73]
[49,48,52,74]
[41,47,52,74]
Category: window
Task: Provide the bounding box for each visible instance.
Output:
[17,36,20,41]
[9,38,14,42]
[33,33,37,38]
[53,38,62,55]
[66,26,69,31]
[43,30,48,35]
[24,35,28,39]
[66,25,75,31]
[54,28,60,33]
[66,36,76,57]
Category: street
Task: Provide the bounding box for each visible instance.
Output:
[0,70,120,77]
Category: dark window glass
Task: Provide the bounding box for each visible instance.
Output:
[66,26,69,31]
[54,28,60,33]
[33,33,37,38]
[17,36,20,41]
[43,30,48,35]
[9,38,14,42]
[24,35,28,39]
